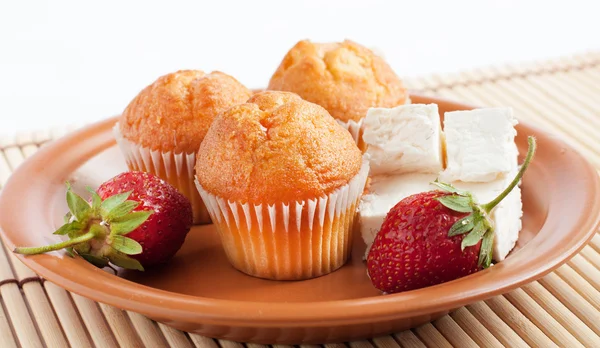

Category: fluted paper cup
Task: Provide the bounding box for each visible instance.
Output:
[336,118,365,151]
[195,160,370,280]
[113,124,210,225]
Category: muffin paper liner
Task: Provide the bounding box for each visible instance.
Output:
[337,119,364,147]
[113,124,210,224]
[195,160,370,280]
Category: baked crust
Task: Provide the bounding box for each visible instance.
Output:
[196,91,362,204]
[119,70,252,153]
[268,40,407,123]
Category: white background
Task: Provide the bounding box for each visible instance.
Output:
[0,0,598,136]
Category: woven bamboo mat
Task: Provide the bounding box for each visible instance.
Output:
[1,52,600,348]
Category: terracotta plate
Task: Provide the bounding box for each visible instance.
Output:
[1,95,599,344]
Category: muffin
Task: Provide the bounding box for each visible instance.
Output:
[114,70,252,224]
[268,40,408,149]
[195,91,369,280]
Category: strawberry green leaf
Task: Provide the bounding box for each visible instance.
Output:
[66,184,91,221]
[110,210,153,235]
[436,195,473,213]
[100,191,132,217]
[461,220,487,250]
[54,222,78,235]
[63,212,73,224]
[430,179,467,195]
[65,247,75,257]
[80,253,109,268]
[110,235,143,255]
[86,187,102,213]
[55,220,85,237]
[448,215,475,236]
[108,252,144,271]
[106,201,139,221]
[69,221,85,237]
[479,229,495,268]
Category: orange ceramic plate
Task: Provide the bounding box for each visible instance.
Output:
[1,95,599,344]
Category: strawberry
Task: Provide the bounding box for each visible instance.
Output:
[367,136,536,293]
[14,171,192,271]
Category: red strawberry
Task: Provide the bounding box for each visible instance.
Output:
[14,171,192,270]
[367,136,536,293]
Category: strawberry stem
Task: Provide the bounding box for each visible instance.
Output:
[14,231,96,255]
[482,136,536,213]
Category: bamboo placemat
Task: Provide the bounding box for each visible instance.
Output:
[1,52,599,348]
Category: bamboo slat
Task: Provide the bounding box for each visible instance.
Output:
[70,293,119,347]
[431,315,478,348]
[0,300,18,348]
[591,235,600,253]
[538,273,600,336]
[0,51,598,347]
[189,334,219,348]
[348,340,375,348]
[220,339,248,348]
[0,282,44,348]
[1,145,70,348]
[449,307,503,347]
[466,302,528,347]
[569,255,600,290]
[392,331,426,348]
[157,322,194,348]
[127,312,168,347]
[371,335,401,348]
[43,281,93,348]
[521,281,600,347]
[554,265,600,310]
[98,303,143,347]
[484,295,556,347]
[580,247,600,269]
[413,323,452,348]
[503,288,583,347]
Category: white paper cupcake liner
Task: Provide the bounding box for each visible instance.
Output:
[195,160,370,280]
[113,124,210,224]
[336,118,364,147]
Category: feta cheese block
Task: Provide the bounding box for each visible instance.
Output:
[358,104,523,262]
[359,173,438,257]
[454,169,523,261]
[440,108,518,182]
[363,104,444,176]
[359,172,523,261]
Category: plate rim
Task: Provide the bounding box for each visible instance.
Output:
[1,93,599,327]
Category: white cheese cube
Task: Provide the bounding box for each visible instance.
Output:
[359,173,438,258]
[454,169,523,261]
[360,171,523,261]
[440,108,518,182]
[363,104,444,176]
[359,105,522,263]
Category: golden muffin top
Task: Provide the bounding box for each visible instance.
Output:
[267,40,407,123]
[119,70,252,154]
[196,91,362,204]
